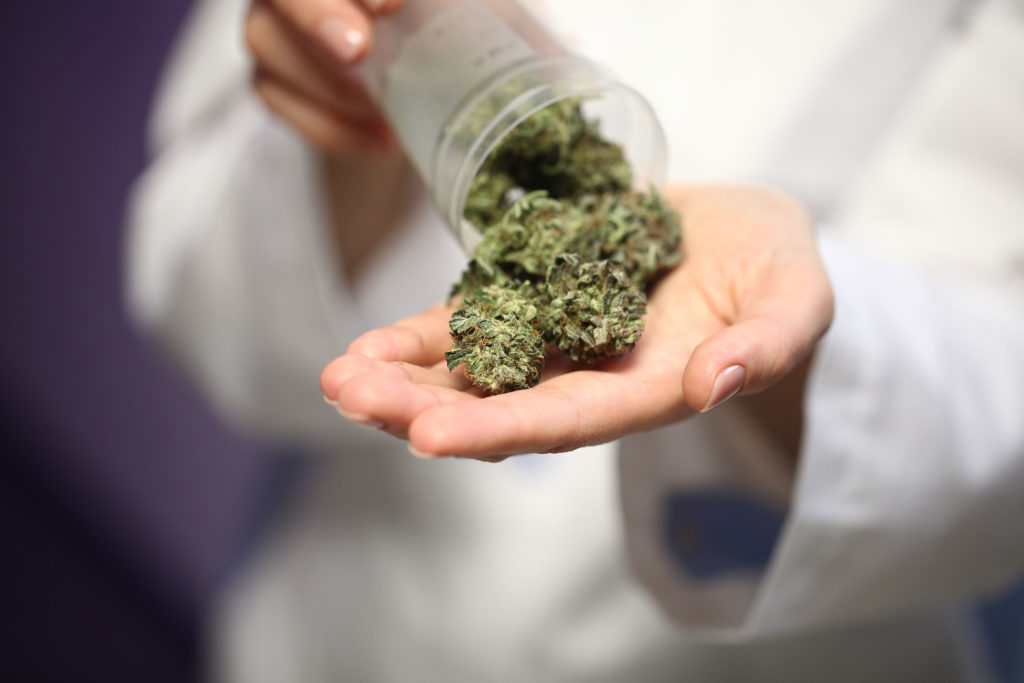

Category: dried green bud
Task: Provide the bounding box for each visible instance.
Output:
[488,98,588,170]
[449,257,511,302]
[449,97,684,394]
[483,99,632,199]
[445,283,546,393]
[463,171,516,233]
[584,187,684,288]
[532,130,633,197]
[540,253,646,363]
[452,190,576,299]
[482,191,584,278]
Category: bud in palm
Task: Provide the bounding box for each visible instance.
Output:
[445,283,546,393]
[540,254,646,363]
[582,188,683,288]
[447,97,684,394]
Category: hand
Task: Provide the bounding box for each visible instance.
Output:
[244,0,404,155]
[320,184,834,461]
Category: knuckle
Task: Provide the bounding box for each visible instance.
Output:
[322,354,371,395]
[270,0,323,34]
[310,127,347,154]
[244,5,275,59]
[372,0,405,15]
[337,373,373,407]
[347,328,387,355]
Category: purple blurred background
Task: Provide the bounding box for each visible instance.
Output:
[0,1,268,680]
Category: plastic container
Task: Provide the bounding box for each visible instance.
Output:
[359,0,666,251]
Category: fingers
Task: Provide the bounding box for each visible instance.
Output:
[247,4,379,122]
[358,0,406,15]
[318,301,682,458]
[335,361,471,438]
[321,348,476,440]
[406,363,686,458]
[252,74,385,154]
[320,302,459,423]
[261,0,370,64]
[261,0,404,62]
[321,343,683,460]
[345,302,457,363]
[245,0,404,154]
[406,384,592,458]
[681,262,834,412]
[321,349,461,407]
[663,183,833,413]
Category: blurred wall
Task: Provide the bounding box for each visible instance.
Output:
[0,1,267,680]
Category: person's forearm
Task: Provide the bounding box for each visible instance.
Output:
[321,150,420,284]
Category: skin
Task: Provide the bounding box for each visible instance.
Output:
[245,0,404,155]
[244,0,835,462]
[321,185,833,462]
[246,0,417,279]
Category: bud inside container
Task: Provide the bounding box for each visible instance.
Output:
[359,0,666,252]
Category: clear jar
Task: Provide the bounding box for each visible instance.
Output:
[359,0,666,251]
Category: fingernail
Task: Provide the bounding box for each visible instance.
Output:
[337,406,385,429]
[408,445,449,459]
[701,364,745,413]
[323,394,339,408]
[319,17,366,63]
[362,0,389,12]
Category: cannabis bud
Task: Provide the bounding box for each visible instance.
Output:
[445,98,683,393]
[541,254,646,363]
[445,283,545,394]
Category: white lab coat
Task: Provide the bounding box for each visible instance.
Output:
[128,0,1024,680]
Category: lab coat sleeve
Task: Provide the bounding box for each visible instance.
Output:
[742,236,1024,636]
[619,238,1024,639]
[746,0,1024,636]
[620,0,1024,638]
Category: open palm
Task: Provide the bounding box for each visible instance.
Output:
[321,184,833,460]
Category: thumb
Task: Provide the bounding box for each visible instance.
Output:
[681,281,833,413]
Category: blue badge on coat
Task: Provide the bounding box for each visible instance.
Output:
[661,489,786,581]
